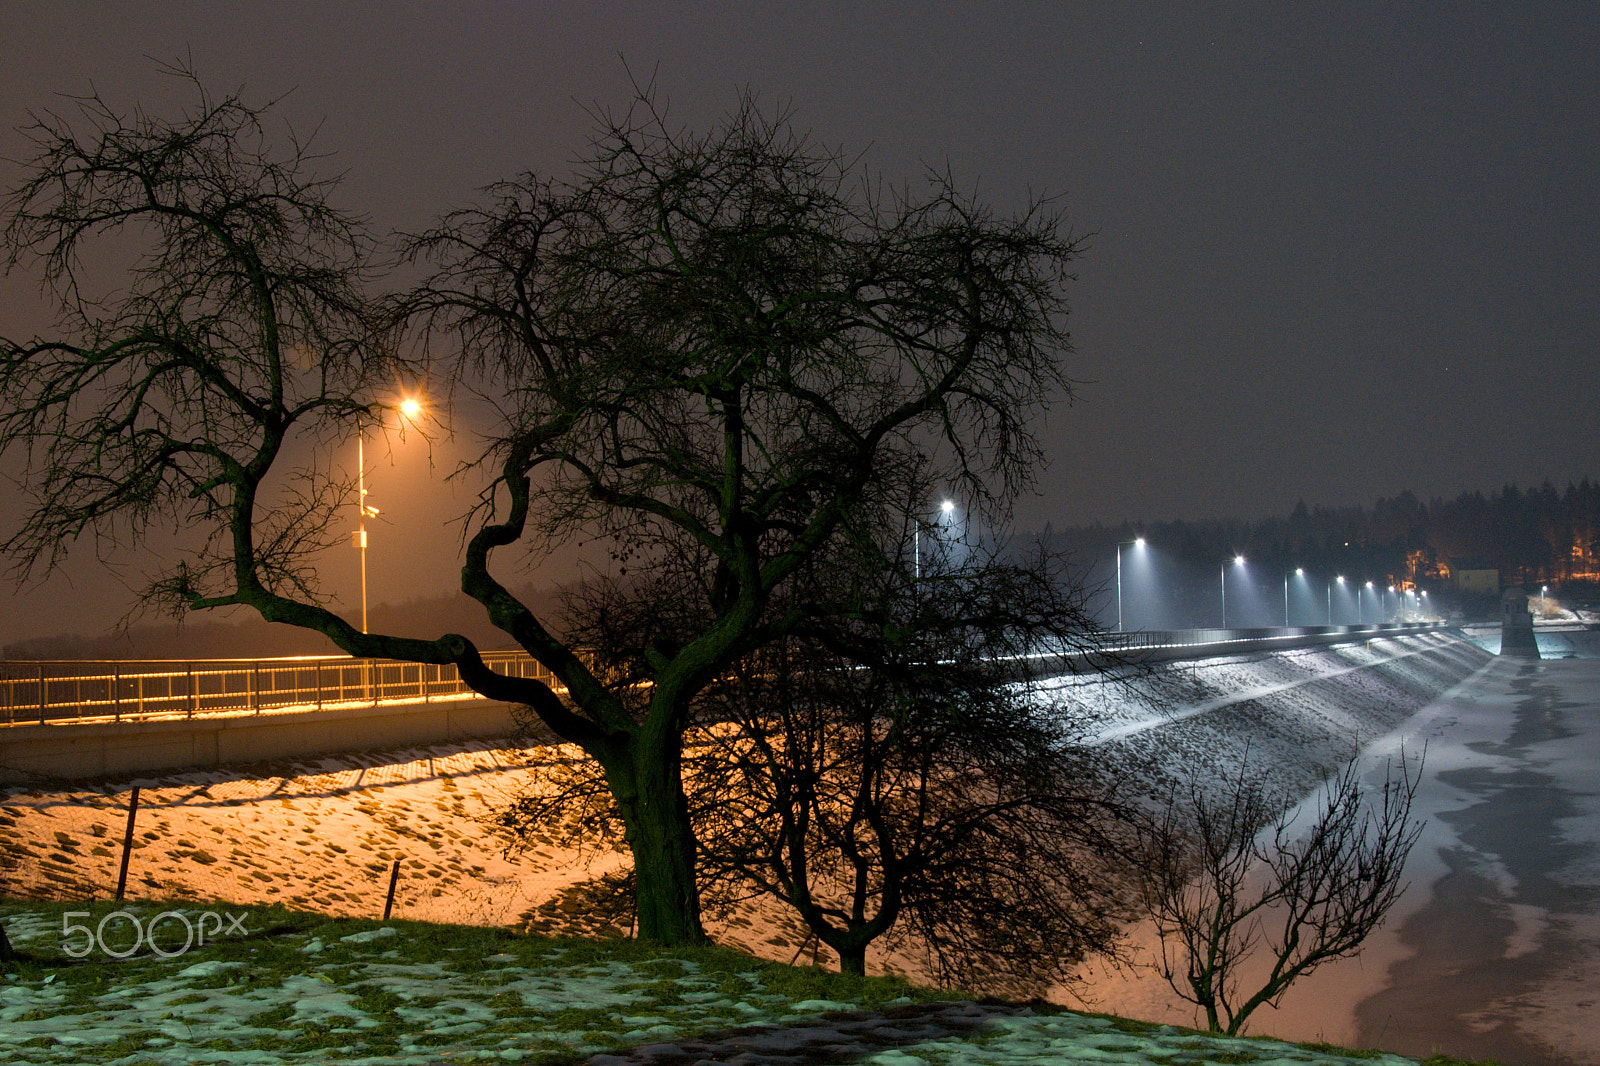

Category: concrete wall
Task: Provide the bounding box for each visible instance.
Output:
[0,697,521,784]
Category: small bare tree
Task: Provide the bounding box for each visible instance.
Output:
[1140,754,1423,1036]
[493,514,1136,993]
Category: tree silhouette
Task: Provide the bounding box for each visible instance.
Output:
[1,70,1083,944]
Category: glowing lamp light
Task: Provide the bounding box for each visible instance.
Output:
[399,398,423,419]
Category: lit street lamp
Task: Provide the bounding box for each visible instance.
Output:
[1285,567,1304,627]
[1222,554,1245,628]
[1116,536,1146,632]
[1360,580,1374,623]
[354,396,425,633]
[914,499,956,579]
[1329,575,1344,624]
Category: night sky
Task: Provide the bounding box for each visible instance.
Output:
[2,4,1597,645]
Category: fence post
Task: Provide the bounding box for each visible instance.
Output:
[316,661,324,711]
[113,666,122,722]
[383,859,401,921]
[187,666,196,719]
[38,663,46,725]
[115,786,141,901]
[251,663,261,715]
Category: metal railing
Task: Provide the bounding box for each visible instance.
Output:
[2,622,1446,727]
[0,651,557,726]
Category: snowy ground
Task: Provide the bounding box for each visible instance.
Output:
[0,902,1425,1066]
[0,632,1514,1064]
[1071,651,1600,1066]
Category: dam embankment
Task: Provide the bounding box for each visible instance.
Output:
[1048,628,1492,798]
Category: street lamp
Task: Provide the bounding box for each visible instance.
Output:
[1116,536,1146,632]
[1222,554,1245,628]
[914,499,956,579]
[1284,567,1304,627]
[1361,580,1374,623]
[1329,575,1344,625]
[354,395,425,634]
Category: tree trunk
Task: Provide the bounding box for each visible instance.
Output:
[835,943,867,976]
[611,738,707,946]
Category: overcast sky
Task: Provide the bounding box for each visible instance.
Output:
[2,3,1597,644]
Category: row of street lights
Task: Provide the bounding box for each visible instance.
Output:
[1118,539,1429,630]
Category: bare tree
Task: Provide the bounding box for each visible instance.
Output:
[2,70,1082,945]
[1139,754,1424,1035]
[495,514,1137,992]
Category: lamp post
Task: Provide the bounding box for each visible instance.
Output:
[914,499,956,579]
[1116,536,1146,632]
[1285,568,1303,627]
[1222,554,1245,628]
[1360,580,1374,623]
[1329,575,1344,624]
[354,396,424,634]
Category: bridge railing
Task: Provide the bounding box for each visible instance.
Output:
[0,650,558,726]
[1,622,1445,727]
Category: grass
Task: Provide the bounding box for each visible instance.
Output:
[0,897,1506,1066]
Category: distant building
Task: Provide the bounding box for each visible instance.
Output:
[1451,559,1499,595]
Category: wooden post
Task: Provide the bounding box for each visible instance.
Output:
[115,786,141,901]
[382,859,401,921]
